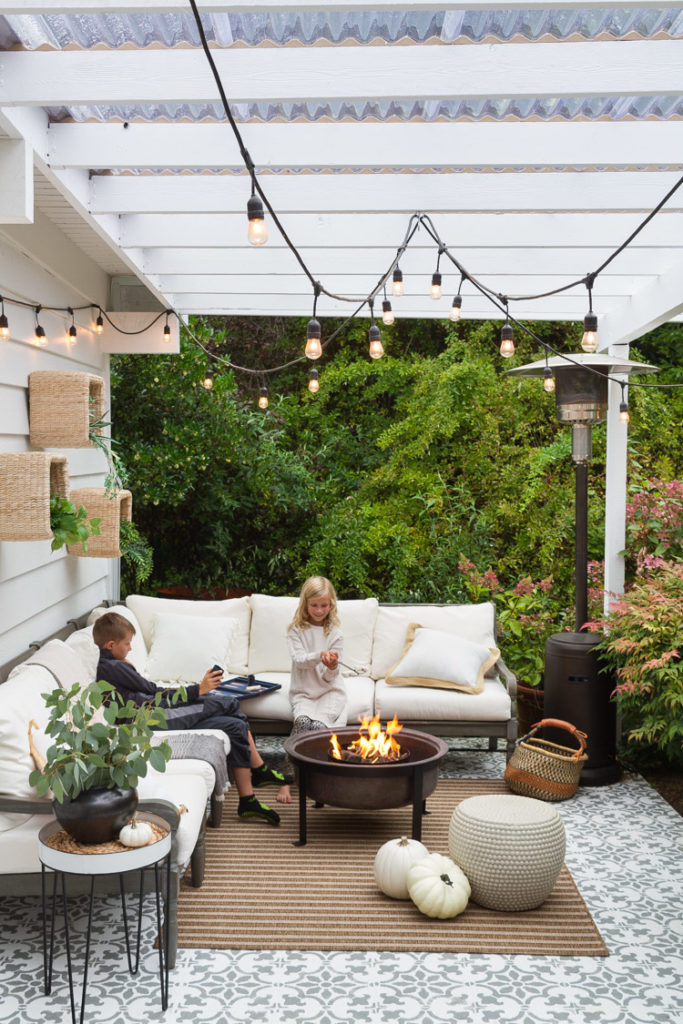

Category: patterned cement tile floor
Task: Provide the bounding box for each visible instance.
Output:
[1,742,681,1024]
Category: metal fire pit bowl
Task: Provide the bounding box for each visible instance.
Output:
[284,727,448,846]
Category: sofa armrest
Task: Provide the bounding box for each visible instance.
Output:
[495,657,517,698]
[0,795,52,815]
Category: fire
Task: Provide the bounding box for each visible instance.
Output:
[330,714,404,763]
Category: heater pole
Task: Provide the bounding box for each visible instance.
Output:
[575,461,589,631]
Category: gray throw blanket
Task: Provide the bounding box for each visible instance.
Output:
[153,732,229,801]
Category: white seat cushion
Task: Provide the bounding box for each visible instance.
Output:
[241,671,375,726]
[374,677,512,723]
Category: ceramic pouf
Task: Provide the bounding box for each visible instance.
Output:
[448,793,566,911]
[53,787,138,845]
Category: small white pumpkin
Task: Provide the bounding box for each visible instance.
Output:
[374,835,429,900]
[407,852,471,919]
[119,816,153,848]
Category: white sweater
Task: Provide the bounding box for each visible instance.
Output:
[287,623,346,728]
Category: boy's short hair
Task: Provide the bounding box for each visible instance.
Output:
[92,611,136,649]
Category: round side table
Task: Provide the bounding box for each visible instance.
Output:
[39,814,171,1024]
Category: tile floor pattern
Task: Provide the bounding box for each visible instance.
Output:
[1,741,681,1024]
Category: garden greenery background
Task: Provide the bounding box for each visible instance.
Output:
[111,315,682,766]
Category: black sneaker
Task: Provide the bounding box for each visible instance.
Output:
[251,764,294,788]
[237,796,280,826]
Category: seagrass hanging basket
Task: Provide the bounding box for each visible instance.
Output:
[67,488,132,558]
[504,718,588,802]
[0,452,69,541]
[29,371,105,448]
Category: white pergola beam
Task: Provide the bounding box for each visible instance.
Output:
[597,258,683,347]
[5,2,683,13]
[2,42,682,106]
[95,172,683,216]
[0,139,33,225]
[47,121,683,171]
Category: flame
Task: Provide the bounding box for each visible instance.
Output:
[331,714,404,763]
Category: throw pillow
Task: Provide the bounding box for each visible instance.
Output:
[385,623,499,694]
[145,612,239,685]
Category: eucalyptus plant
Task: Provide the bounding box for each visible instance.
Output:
[29,680,172,803]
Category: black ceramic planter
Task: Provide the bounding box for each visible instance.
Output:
[53,786,138,845]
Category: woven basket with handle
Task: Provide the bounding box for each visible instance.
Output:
[504,718,588,802]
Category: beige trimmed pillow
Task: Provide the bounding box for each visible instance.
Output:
[385,623,499,694]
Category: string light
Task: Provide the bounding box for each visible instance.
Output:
[67,307,77,343]
[34,307,47,347]
[382,284,395,325]
[163,313,172,342]
[368,301,384,360]
[0,297,9,338]
[543,365,555,393]
[305,286,323,359]
[499,306,515,358]
[308,368,319,393]
[450,274,465,322]
[619,382,630,423]
[258,385,269,409]
[582,278,599,353]
[430,249,443,300]
[392,266,404,298]
[202,366,214,390]
[95,308,104,335]
[247,186,268,247]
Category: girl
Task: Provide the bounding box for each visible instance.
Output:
[278,576,345,804]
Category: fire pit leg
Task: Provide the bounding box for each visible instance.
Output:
[293,766,308,847]
[411,767,425,841]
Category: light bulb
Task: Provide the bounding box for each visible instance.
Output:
[202,369,214,390]
[499,323,515,358]
[0,307,9,338]
[258,387,269,410]
[450,295,462,322]
[392,268,404,298]
[368,323,384,360]
[581,312,598,353]
[163,316,172,342]
[382,300,394,326]
[68,324,77,343]
[305,317,322,360]
[308,369,319,394]
[543,367,555,393]
[430,272,442,301]
[247,194,268,246]
[95,313,104,335]
[619,401,629,424]
[35,325,47,346]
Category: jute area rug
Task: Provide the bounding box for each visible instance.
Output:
[177,778,608,956]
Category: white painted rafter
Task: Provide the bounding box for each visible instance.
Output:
[4,1,683,13]
[2,41,682,106]
[46,121,683,172]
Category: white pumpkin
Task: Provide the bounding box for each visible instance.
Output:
[119,816,154,848]
[374,835,429,900]
[407,853,471,919]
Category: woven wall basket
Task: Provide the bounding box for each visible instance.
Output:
[67,488,132,558]
[0,453,69,541]
[29,371,105,448]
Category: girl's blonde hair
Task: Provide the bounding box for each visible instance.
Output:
[289,576,340,635]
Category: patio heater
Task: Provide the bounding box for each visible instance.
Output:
[506,352,658,785]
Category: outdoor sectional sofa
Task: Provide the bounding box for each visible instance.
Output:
[0,591,517,967]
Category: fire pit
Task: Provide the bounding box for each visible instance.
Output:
[284,721,448,846]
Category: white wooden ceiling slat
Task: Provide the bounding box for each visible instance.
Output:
[3,42,682,106]
[6,2,681,13]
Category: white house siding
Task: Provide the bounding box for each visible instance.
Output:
[0,225,115,669]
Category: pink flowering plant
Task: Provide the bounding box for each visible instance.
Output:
[587,561,682,769]
[624,477,683,577]
[457,557,571,688]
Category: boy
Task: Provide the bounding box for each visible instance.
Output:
[93,611,291,825]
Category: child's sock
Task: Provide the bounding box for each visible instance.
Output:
[237,795,280,826]
[251,763,294,788]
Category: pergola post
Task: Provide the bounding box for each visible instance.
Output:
[603,347,630,613]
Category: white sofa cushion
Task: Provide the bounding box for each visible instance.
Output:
[375,677,512,723]
[145,611,238,685]
[85,604,148,677]
[0,666,54,831]
[386,624,499,694]
[126,595,251,675]
[247,594,380,675]
[370,603,497,680]
[241,671,375,726]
